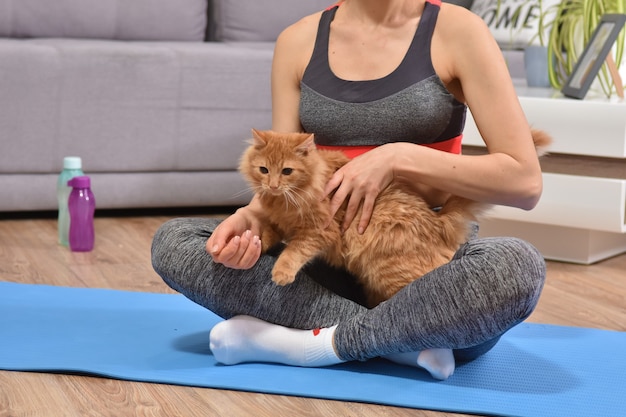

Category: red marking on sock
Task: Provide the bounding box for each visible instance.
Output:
[312,328,321,336]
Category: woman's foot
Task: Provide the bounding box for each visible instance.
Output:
[385,348,455,380]
[209,315,343,367]
[210,315,454,380]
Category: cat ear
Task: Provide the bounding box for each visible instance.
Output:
[250,128,268,148]
[295,134,316,156]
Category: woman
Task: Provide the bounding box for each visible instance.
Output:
[152,0,546,380]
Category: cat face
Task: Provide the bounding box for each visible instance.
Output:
[249,152,302,196]
[240,130,318,200]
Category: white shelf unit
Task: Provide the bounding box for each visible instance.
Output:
[464,88,626,264]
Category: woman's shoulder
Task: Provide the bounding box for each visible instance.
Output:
[432,2,507,99]
[276,10,323,51]
[273,10,323,78]
[437,3,493,44]
[435,2,502,64]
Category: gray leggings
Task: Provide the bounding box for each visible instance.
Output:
[151,217,546,363]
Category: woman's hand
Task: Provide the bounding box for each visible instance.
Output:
[206,206,262,270]
[323,144,396,234]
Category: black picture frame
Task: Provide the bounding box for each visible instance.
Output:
[561,14,626,99]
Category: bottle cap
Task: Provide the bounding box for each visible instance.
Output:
[68,175,91,189]
[63,156,82,170]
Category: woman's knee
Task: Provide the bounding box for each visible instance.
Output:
[152,218,186,275]
[466,235,545,277]
[461,236,546,318]
[489,237,546,319]
[503,237,546,286]
[151,217,218,281]
[450,237,546,359]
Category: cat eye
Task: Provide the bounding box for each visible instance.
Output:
[259,167,269,174]
[282,168,293,175]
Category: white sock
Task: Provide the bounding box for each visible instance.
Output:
[209,315,344,367]
[384,348,455,380]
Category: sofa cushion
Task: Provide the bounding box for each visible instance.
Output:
[470,0,559,50]
[0,38,273,176]
[212,0,332,42]
[0,0,208,41]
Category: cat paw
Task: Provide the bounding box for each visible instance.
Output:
[271,268,296,286]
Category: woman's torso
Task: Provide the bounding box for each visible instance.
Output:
[299,0,467,154]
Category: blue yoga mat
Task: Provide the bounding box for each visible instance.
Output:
[1,282,624,417]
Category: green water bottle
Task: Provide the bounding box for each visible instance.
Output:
[57,156,84,246]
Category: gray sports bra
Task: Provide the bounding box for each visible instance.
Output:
[299,0,466,154]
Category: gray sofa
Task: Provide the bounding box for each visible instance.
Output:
[0,0,334,212]
[1,0,522,212]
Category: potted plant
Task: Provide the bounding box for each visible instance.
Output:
[542,0,626,96]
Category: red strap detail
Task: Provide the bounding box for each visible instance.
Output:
[316,145,376,159]
[326,1,343,10]
[422,135,463,154]
[316,135,463,159]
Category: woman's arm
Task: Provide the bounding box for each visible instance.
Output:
[206,195,264,269]
[417,4,543,209]
[208,15,321,267]
[271,13,319,132]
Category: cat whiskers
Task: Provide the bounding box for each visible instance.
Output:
[283,186,324,225]
[232,186,257,199]
[282,187,304,213]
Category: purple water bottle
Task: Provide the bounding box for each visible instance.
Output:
[67,175,96,252]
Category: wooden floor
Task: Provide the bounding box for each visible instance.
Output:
[1,210,625,417]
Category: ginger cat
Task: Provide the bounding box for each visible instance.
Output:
[239,129,550,308]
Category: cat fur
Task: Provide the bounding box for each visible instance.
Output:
[239,128,551,307]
